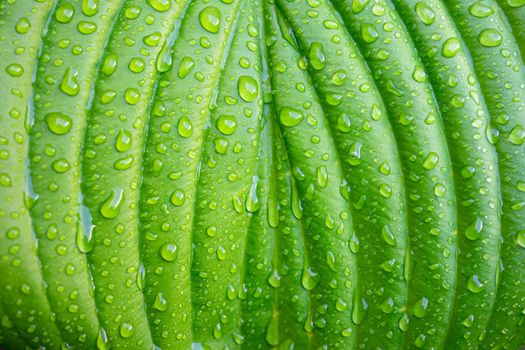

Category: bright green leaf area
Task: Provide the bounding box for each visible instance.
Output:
[0,0,524,349]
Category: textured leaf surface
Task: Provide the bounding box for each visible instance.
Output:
[0,0,524,349]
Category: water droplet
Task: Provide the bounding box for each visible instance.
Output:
[413,297,428,318]
[337,113,352,132]
[352,291,367,325]
[115,130,132,152]
[137,263,146,290]
[77,21,97,35]
[216,245,227,260]
[160,242,177,262]
[144,31,162,47]
[348,142,363,166]
[468,3,494,17]
[317,166,328,188]
[265,316,279,346]
[147,0,171,11]
[45,112,72,135]
[268,269,281,287]
[379,183,392,198]
[461,166,476,179]
[412,65,427,83]
[81,0,98,16]
[96,328,108,350]
[15,17,31,34]
[361,23,379,43]
[309,42,326,70]
[381,297,394,314]
[268,195,279,228]
[157,40,174,72]
[331,69,347,86]
[213,322,222,339]
[279,107,304,127]
[301,266,319,290]
[508,0,525,7]
[60,67,80,96]
[216,115,237,135]
[423,152,439,170]
[178,116,193,138]
[434,183,446,197]
[170,189,186,206]
[199,6,221,34]
[0,173,12,187]
[246,179,260,213]
[119,322,134,338]
[381,225,397,246]
[326,251,337,272]
[467,274,485,293]
[442,37,461,58]
[128,57,145,73]
[478,29,502,47]
[102,53,118,76]
[5,63,24,77]
[76,220,94,253]
[509,124,525,145]
[379,161,390,175]
[153,292,168,311]
[415,2,435,25]
[52,158,71,173]
[465,218,483,240]
[238,75,258,102]
[100,188,124,219]
[55,4,75,23]
[516,231,525,248]
[178,57,194,79]
[125,88,140,105]
[352,0,370,14]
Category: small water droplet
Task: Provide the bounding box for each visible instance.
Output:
[309,42,326,70]
[478,29,502,47]
[216,115,237,135]
[317,166,328,188]
[415,2,435,25]
[516,231,525,248]
[170,189,186,206]
[81,0,98,16]
[147,0,171,12]
[160,242,177,262]
[301,266,319,290]
[423,152,439,170]
[199,6,221,34]
[279,107,304,127]
[178,57,195,79]
[465,218,483,240]
[153,292,168,311]
[361,23,379,43]
[55,4,75,23]
[442,37,461,58]
[52,158,71,173]
[100,188,124,219]
[45,112,72,135]
[15,17,31,34]
[115,130,132,152]
[119,322,134,338]
[413,297,428,318]
[381,225,397,246]
[5,63,24,77]
[238,75,258,102]
[509,124,525,145]
[468,2,494,17]
[60,67,80,96]
[467,274,485,293]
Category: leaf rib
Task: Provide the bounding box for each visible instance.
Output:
[0,0,64,347]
